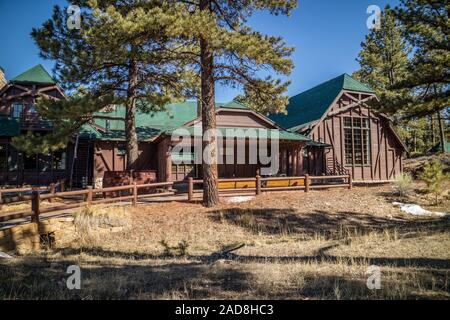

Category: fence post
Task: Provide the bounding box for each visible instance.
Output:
[132,182,138,206]
[305,174,310,193]
[87,186,93,205]
[130,170,134,185]
[60,180,65,192]
[256,175,262,195]
[188,177,193,202]
[31,191,40,224]
[348,173,353,190]
[49,183,56,203]
[0,190,2,210]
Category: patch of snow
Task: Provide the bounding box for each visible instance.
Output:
[392,202,448,217]
[224,196,255,204]
[0,252,13,259]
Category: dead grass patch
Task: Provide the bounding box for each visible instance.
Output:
[1,186,449,299]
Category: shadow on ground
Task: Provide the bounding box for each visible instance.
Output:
[209,207,450,238]
[2,243,449,299]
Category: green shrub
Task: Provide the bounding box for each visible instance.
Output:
[420,160,449,205]
[394,173,413,197]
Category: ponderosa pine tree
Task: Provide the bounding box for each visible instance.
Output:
[13,0,195,169]
[353,7,410,112]
[393,0,449,152]
[174,0,296,207]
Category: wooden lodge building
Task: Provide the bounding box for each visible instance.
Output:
[0,65,405,188]
[269,74,407,181]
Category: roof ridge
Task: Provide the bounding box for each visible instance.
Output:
[289,74,346,100]
[10,64,56,84]
[342,73,375,93]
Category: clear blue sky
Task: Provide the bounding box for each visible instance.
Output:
[0,0,399,102]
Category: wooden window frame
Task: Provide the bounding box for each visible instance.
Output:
[11,103,23,118]
[343,116,371,166]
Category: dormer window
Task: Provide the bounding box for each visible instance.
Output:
[11,103,23,118]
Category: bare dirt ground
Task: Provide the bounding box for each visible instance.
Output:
[1,185,449,300]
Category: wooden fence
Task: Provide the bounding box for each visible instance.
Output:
[0,181,66,209]
[0,174,351,225]
[0,182,174,224]
[187,174,352,201]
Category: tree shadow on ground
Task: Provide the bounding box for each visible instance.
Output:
[209,207,450,239]
[58,244,450,270]
[2,244,449,299]
[0,253,253,299]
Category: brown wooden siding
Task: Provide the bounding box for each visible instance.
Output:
[307,91,404,181]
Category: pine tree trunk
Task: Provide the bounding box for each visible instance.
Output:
[200,0,219,207]
[430,115,435,146]
[125,59,139,170]
[437,109,446,153]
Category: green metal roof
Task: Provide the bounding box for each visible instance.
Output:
[221,100,249,110]
[82,100,268,141]
[269,74,375,130]
[166,126,310,141]
[0,117,20,136]
[10,64,56,84]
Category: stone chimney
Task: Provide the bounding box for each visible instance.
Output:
[0,67,6,90]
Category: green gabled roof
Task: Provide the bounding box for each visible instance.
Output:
[10,64,56,84]
[165,126,310,141]
[221,100,249,110]
[81,100,310,142]
[0,117,20,136]
[83,100,265,141]
[269,73,375,130]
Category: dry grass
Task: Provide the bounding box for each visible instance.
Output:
[73,205,132,247]
[1,185,449,300]
[0,198,64,214]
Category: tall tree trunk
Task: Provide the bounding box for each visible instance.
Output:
[430,115,435,146]
[437,109,446,153]
[200,0,219,207]
[125,59,139,170]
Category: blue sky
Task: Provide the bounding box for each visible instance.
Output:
[0,0,399,102]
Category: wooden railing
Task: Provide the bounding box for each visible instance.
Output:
[20,114,53,129]
[0,181,65,209]
[1,174,352,225]
[187,174,352,201]
[0,182,174,224]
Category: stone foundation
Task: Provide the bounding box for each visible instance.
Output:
[0,216,76,255]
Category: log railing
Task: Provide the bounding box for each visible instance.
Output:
[0,182,174,224]
[187,174,352,201]
[0,181,65,209]
[1,174,352,224]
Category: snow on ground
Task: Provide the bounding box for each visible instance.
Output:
[223,196,255,204]
[392,202,448,217]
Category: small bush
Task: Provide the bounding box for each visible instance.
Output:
[159,239,190,257]
[74,205,131,246]
[420,159,449,205]
[394,173,413,197]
